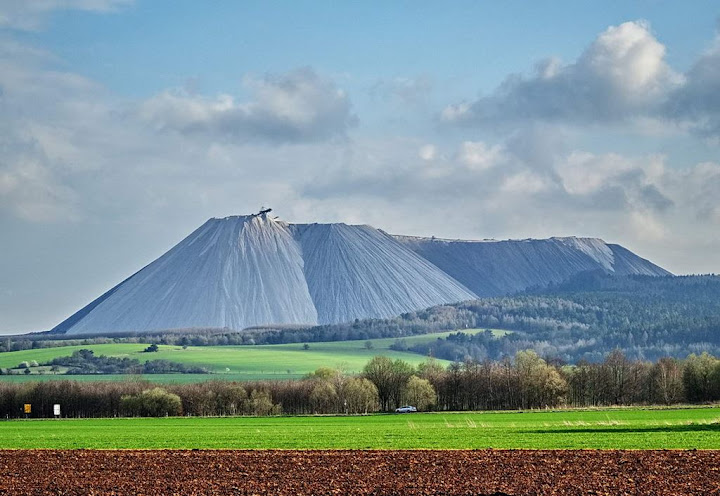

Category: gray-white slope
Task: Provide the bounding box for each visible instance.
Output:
[395,235,671,297]
[52,213,672,336]
[606,244,672,276]
[292,223,477,324]
[60,215,317,335]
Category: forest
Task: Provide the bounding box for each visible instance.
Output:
[405,273,720,362]
[4,273,720,364]
[2,350,720,418]
[2,349,209,376]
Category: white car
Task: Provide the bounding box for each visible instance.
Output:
[395,405,417,413]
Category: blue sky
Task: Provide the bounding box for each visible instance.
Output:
[26,2,717,94]
[1,1,719,332]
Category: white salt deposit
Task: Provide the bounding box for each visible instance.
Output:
[396,235,670,297]
[292,223,476,324]
[55,213,671,335]
[62,214,317,334]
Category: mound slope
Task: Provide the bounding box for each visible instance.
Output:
[57,215,317,335]
[292,223,475,324]
[395,235,670,297]
[53,212,671,335]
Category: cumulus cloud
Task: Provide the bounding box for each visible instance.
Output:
[0,0,133,30]
[0,41,357,225]
[0,38,102,221]
[302,127,720,267]
[0,38,366,331]
[500,171,553,195]
[664,36,720,140]
[664,161,720,222]
[442,21,682,126]
[2,17,720,333]
[0,129,79,222]
[457,141,505,171]
[138,67,357,144]
[316,136,674,213]
[548,151,676,244]
[442,20,720,141]
[418,144,437,161]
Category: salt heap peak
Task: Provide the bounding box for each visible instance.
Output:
[52,213,671,335]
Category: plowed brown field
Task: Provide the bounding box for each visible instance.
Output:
[1,450,718,495]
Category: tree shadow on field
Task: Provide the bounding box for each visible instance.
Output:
[530,423,720,434]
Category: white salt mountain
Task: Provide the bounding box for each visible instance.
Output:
[56,215,318,335]
[54,213,474,335]
[53,212,670,335]
[394,235,670,297]
[291,223,474,324]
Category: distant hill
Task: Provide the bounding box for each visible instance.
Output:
[296,272,720,363]
[51,211,670,336]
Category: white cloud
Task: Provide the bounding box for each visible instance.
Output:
[664,35,720,140]
[629,210,666,241]
[2,20,720,333]
[440,101,471,123]
[546,151,677,248]
[442,21,720,141]
[442,21,682,126]
[418,144,437,161]
[138,67,357,144]
[558,152,642,195]
[500,171,553,194]
[301,126,720,270]
[457,141,505,171]
[0,0,133,30]
[581,20,678,97]
[0,127,79,222]
[665,161,720,223]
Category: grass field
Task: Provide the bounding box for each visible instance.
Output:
[0,329,504,382]
[1,407,719,449]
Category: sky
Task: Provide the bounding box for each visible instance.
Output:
[1,1,719,333]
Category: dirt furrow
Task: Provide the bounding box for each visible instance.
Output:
[1,450,718,495]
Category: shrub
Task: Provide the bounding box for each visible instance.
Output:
[121,387,182,417]
[341,377,380,414]
[310,382,339,413]
[245,389,280,416]
[215,383,247,416]
[404,376,436,411]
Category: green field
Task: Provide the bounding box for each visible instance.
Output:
[2,407,719,449]
[0,329,503,382]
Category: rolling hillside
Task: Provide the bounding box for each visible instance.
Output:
[0,329,501,382]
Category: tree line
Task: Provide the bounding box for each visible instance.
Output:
[3,351,720,418]
[0,349,209,376]
[5,273,720,363]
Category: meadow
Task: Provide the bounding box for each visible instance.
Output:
[2,407,719,450]
[0,329,503,382]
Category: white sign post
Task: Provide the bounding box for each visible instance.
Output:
[53,404,60,418]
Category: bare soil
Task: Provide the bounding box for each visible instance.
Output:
[1,450,719,495]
